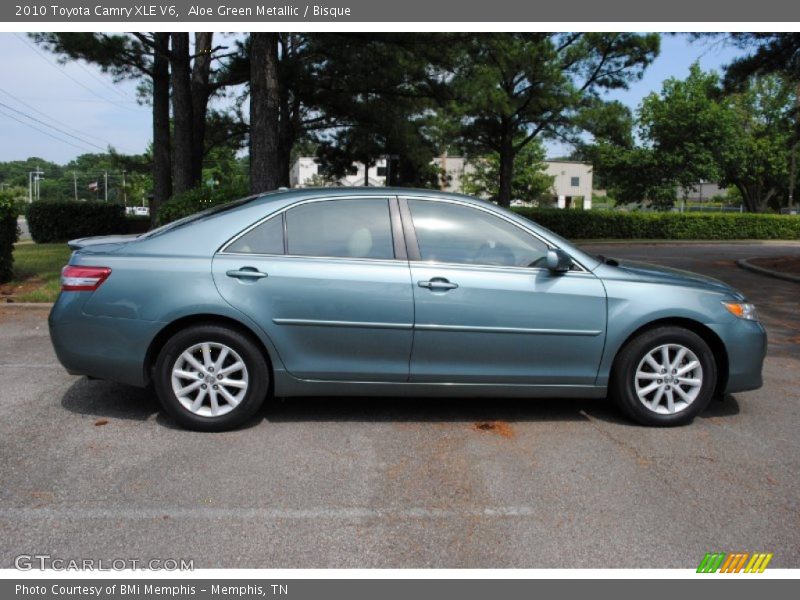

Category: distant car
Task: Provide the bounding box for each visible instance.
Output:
[125,206,150,217]
[49,188,766,431]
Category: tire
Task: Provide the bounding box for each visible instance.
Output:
[610,326,717,427]
[153,324,269,431]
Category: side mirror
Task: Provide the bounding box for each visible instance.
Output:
[546,248,573,273]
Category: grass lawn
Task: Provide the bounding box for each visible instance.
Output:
[1,242,71,303]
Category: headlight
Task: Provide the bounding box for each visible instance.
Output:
[722,301,759,321]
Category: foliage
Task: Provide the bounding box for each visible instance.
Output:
[0,153,152,204]
[25,201,127,243]
[157,182,250,225]
[449,33,660,205]
[513,208,800,240]
[0,186,28,217]
[639,65,794,212]
[0,193,20,283]
[462,141,554,202]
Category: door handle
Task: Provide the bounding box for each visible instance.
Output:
[418,278,458,290]
[226,268,268,279]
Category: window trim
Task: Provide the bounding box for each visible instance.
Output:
[219,195,402,261]
[398,196,588,273]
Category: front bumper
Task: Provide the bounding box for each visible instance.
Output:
[710,319,767,394]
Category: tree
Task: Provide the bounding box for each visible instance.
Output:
[719,34,800,208]
[32,33,235,222]
[303,34,452,188]
[462,140,554,203]
[249,33,282,194]
[31,33,171,224]
[449,33,659,206]
[639,65,793,212]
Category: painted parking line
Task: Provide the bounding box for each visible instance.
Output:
[0,506,545,520]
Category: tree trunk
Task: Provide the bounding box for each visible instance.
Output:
[171,33,194,195]
[249,33,282,194]
[190,32,214,186]
[151,32,172,227]
[497,137,514,207]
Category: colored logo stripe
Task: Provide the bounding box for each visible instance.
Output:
[697,552,773,573]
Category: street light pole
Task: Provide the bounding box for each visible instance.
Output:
[104,171,108,202]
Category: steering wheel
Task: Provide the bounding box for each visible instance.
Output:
[474,242,515,266]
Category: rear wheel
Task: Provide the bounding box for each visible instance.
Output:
[610,326,717,426]
[153,325,269,431]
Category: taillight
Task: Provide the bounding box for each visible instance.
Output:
[61,266,112,292]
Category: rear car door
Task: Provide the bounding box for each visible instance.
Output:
[402,197,607,385]
[212,196,414,382]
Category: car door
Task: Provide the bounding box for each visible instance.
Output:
[212,196,414,382]
[402,197,607,385]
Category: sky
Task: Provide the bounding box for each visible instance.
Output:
[0,32,747,165]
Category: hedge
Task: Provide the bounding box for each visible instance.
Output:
[157,182,249,225]
[25,201,128,243]
[512,208,800,240]
[0,196,19,283]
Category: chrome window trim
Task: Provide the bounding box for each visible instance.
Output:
[219,195,397,260]
[218,193,589,273]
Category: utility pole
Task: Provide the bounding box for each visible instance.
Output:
[121,170,127,206]
[73,172,78,201]
[104,171,108,202]
[29,166,44,201]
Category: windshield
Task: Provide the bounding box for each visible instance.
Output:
[139,194,263,239]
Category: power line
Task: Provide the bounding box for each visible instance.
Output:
[0,106,97,153]
[14,33,144,114]
[72,58,140,103]
[0,101,106,151]
[0,88,112,147]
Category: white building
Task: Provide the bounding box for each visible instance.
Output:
[290,156,389,188]
[290,156,594,209]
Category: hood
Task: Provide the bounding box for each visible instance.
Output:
[596,259,744,299]
[68,234,140,252]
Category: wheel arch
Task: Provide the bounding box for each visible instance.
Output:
[609,317,729,396]
[144,313,275,394]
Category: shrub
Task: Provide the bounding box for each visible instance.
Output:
[157,182,249,225]
[25,201,127,243]
[512,208,800,240]
[0,195,20,283]
[125,215,151,235]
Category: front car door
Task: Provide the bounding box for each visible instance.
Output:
[402,197,607,385]
[213,196,414,382]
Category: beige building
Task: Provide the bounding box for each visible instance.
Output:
[290,156,594,209]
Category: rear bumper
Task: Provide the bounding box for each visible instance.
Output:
[49,293,163,388]
[710,319,767,394]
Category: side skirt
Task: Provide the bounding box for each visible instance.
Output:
[273,372,607,399]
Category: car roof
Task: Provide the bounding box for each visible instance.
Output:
[249,186,492,208]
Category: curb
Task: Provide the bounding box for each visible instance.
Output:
[1,302,54,308]
[736,258,800,284]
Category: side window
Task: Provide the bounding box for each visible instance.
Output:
[408,200,548,268]
[226,214,284,255]
[286,198,395,259]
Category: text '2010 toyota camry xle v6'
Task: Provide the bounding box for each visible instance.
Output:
[49,189,766,431]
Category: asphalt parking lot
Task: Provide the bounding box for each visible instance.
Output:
[1,242,798,569]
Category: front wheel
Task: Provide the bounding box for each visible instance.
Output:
[153,325,269,431]
[610,326,717,426]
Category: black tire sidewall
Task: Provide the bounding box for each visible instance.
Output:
[154,325,269,431]
[612,326,717,427]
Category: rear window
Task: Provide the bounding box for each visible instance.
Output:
[140,195,262,239]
